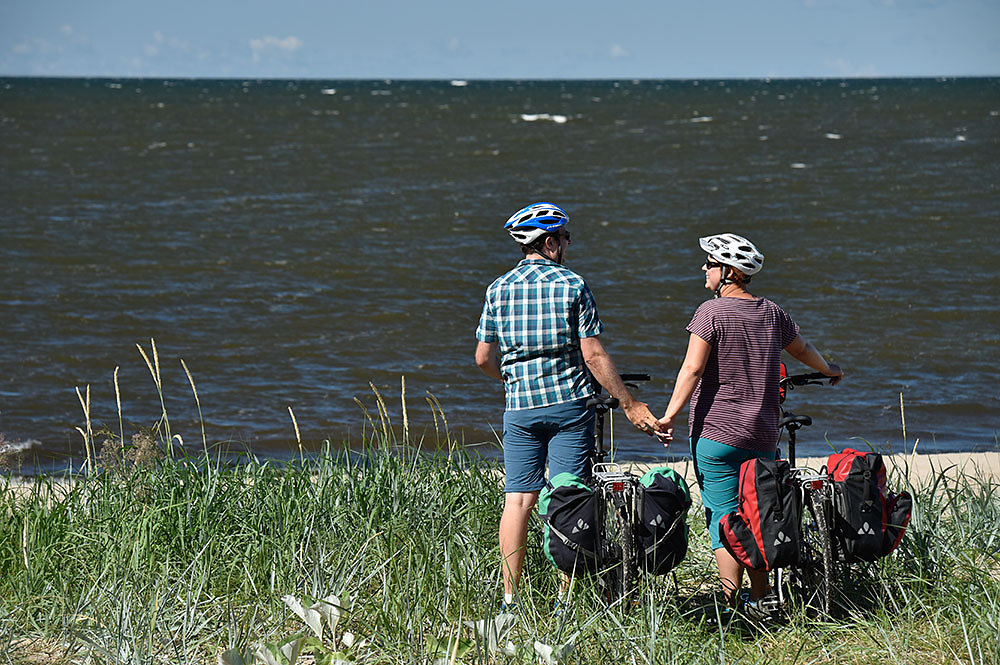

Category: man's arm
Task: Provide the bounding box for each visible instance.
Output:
[579,335,658,434]
[475,341,503,381]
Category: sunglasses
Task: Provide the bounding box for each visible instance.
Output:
[704,257,724,269]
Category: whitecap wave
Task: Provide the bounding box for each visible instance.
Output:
[320,88,337,95]
[519,113,568,124]
[825,133,842,140]
[0,438,39,454]
[450,80,468,87]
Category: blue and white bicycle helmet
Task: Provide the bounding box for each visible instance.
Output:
[503,202,569,244]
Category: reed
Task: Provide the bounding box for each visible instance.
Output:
[181,358,209,460]
[287,406,302,460]
[113,365,124,462]
[74,384,93,474]
[136,338,172,453]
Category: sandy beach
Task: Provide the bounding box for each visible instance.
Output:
[620,451,1000,504]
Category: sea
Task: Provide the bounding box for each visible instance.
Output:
[1,77,998,473]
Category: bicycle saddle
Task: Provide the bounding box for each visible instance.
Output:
[586,395,619,411]
[779,413,813,429]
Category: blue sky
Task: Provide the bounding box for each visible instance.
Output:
[2,0,998,79]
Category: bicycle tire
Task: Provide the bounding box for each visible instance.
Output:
[618,501,639,607]
[596,490,622,602]
[597,486,639,607]
[806,488,835,615]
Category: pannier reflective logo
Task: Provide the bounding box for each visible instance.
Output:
[858,522,876,536]
[571,518,590,534]
[773,530,792,547]
[650,514,664,528]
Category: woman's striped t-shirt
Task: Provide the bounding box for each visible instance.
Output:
[686,297,800,451]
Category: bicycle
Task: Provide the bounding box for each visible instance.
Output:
[764,370,842,617]
[585,373,652,606]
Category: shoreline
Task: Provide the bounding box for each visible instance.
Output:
[4,451,997,486]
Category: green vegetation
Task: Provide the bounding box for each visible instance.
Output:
[2,434,999,664]
[1,345,997,663]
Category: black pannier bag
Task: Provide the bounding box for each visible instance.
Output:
[638,466,692,575]
[538,472,599,575]
[719,457,802,571]
[827,449,913,561]
[882,491,913,555]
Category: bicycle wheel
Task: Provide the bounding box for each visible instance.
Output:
[618,499,639,606]
[597,488,639,606]
[596,491,621,601]
[805,488,835,615]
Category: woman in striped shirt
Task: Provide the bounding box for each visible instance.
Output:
[656,233,843,608]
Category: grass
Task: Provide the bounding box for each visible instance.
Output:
[0,352,998,664]
[3,436,999,665]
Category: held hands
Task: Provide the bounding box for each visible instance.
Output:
[654,415,675,448]
[621,400,661,437]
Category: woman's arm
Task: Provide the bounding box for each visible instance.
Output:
[784,334,843,385]
[655,333,712,445]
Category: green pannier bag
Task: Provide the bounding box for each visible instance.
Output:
[638,466,691,575]
[538,472,599,576]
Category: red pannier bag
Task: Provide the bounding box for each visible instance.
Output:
[719,457,802,571]
[779,361,788,404]
[828,449,913,561]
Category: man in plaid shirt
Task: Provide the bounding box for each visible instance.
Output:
[475,202,659,608]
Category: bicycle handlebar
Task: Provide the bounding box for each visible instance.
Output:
[619,373,651,383]
[780,372,833,389]
[586,372,649,411]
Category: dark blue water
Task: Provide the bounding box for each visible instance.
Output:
[1,77,998,471]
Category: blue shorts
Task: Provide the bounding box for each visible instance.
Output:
[692,437,777,550]
[502,398,594,493]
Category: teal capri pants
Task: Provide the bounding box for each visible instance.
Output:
[692,437,777,550]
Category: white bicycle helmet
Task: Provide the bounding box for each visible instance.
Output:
[699,233,765,276]
[504,202,569,245]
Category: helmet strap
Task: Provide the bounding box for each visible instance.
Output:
[715,268,751,298]
[537,233,565,265]
[713,266,731,299]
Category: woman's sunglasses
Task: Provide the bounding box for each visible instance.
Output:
[704,257,724,269]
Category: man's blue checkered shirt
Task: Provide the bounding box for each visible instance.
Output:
[476,257,604,411]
